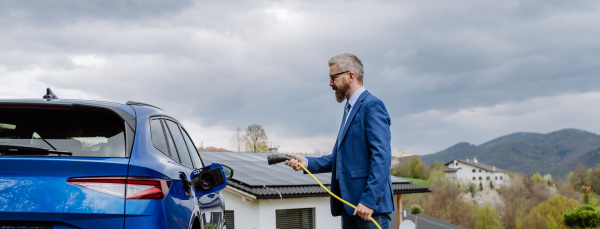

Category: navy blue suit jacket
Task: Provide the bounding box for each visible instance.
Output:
[306,90,394,216]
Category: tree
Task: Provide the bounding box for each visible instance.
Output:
[474,188,503,211]
[410,204,423,229]
[244,124,269,152]
[469,183,478,198]
[428,170,447,187]
[570,164,590,190]
[499,177,554,229]
[581,186,595,206]
[409,156,426,179]
[428,162,447,173]
[489,180,494,190]
[517,194,579,229]
[391,157,412,178]
[427,181,476,228]
[474,205,500,229]
[479,181,484,191]
[563,205,600,229]
[391,156,427,179]
[229,126,245,152]
[516,210,548,229]
[589,164,600,193]
[532,172,545,183]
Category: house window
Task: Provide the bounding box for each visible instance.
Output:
[472,169,476,173]
[500,176,503,180]
[276,208,315,229]
[479,169,482,172]
[473,177,476,180]
[479,177,482,180]
[455,163,458,166]
[495,177,498,180]
[224,210,234,229]
[486,177,490,180]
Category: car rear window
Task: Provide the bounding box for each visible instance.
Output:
[0,106,127,157]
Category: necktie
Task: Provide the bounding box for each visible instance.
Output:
[336,102,351,180]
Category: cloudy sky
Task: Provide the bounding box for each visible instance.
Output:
[1,0,600,155]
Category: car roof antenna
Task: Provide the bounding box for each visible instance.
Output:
[43,87,58,99]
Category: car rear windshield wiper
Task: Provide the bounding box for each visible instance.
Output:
[0,143,73,156]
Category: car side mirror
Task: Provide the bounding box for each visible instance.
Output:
[221,164,234,179]
[190,164,227,196]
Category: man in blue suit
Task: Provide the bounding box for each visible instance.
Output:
[285,53,393,229]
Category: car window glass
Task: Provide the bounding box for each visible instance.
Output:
[163,119,180,163]
[165,120,194,169]
[181,127,204,168]
[150,119,169,156]
[0,107,125,157]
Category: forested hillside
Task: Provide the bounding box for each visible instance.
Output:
[420,129,600,178]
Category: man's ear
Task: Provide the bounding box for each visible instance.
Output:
[348,72,356,83]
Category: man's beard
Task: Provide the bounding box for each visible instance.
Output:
[333,80,350,103]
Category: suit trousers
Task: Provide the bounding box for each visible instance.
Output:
[341,207,391,229]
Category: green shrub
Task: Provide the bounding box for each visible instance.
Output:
[563,205,600,228]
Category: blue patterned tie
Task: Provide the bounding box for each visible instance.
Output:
[336,102,351,180]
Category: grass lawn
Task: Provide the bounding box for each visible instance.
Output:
[403,178,428,187]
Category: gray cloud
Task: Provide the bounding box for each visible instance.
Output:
[1,0,600,153]
[0,0,193,28]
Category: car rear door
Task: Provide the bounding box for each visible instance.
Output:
[179,127,225,229]
[162,119,199,228]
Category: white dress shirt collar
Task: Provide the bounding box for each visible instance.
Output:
[347,86,366,107]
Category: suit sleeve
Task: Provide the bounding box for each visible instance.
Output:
[305,153,334,174]
[359,99,392,211]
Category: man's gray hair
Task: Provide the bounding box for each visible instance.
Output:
[328,53,364,83]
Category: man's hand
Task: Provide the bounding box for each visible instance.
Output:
[353,203,374,221]
[283,153,307,171]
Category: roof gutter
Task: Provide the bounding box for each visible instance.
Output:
[224,185,257,201]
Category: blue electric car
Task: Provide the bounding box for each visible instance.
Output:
[0,89,232,229]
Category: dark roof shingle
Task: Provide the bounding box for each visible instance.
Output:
[202,152,430,199]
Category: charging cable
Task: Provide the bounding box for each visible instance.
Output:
[298,164,382,229]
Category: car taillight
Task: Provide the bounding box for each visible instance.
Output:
[66,177,171,199]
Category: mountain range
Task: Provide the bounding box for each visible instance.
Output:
[419,128,600,179]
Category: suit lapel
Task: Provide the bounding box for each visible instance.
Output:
[338,90,370,146]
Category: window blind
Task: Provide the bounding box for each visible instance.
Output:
[276,208,315,229]
[224,210,235,229]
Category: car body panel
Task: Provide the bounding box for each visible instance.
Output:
[0,99,227,229]
[0,157,129,228]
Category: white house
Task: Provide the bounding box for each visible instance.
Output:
[202,151,430,229]
[445,157,509,187]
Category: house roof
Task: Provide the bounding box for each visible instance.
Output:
[444,168,461,172]
[445,159,505,172]
[201,151,430,199]
[400,208,466,229]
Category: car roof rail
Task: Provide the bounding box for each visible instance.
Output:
[126,101,164,110]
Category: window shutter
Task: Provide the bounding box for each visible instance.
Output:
[276,208,315,229]
[224,210,235,229]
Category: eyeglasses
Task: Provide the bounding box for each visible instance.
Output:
[329,71,349,82]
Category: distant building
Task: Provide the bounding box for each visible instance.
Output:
[445,157,509,187]
[202,151,430,229]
